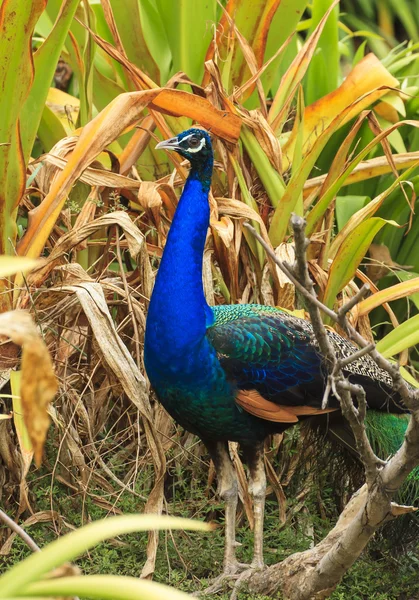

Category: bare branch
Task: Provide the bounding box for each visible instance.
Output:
[0,507,40,553]
[338,343,375,369]
[337,284,370,324]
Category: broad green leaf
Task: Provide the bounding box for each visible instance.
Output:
[228,154,264,265]
[322,217,391,317]
[109,0,160,83]
[291,86,305,217]
[399,365,419,388]
[0,515,210,596]
[269,97,386,245]
[387,0,419,42]
[139,0,171,84]
[0,0,46,263]
[269,0,339,132]
[92,67,126,112]
[20,0,80,163]
[394,271,419,311]
[328,160,419,259]
[155,0,215,83]
[305,0,339,105]
[353,40,367,66]
[282,53,400,170]
[380,91,406,117]
[303,152,419,203]
[240,126,285,211]
[375,115,407,154]
[24,575,191,600]
[261,0,308,97]
[336,195,369,231]
[376,314,419,358]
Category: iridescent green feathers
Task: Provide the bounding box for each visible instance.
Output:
[209,304,399,412]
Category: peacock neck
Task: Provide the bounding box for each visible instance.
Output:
[145,160,214,364]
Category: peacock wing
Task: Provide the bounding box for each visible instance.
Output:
[206,305,338,421]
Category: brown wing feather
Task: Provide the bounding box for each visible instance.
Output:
[236,389,338,423]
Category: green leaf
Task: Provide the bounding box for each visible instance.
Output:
[394,271,419,311]
[20,0,81,163]
[155,0,215,82]
[399,365,419,388]
[240,126,286,211]
[109,0,160,83]
[322,217,391,317]
[376,314,419,358]
[353,40,367,66]
[305,0,340,105]
[261,0,308,96]
[335,195,370,231]
[0,515,211,597]
[0,0,46,258]
[24,575,191,600]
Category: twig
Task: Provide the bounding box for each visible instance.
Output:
[0,507,81,600]
[0,507,40,553]
[338,343,375,369]
[290,215,381,485]
[337,284,370,323]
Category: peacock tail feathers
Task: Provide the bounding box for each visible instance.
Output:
[365,411,419,507]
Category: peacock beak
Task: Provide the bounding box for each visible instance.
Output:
[155,136,180,151]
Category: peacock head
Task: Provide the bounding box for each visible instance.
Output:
[155,128,213,169]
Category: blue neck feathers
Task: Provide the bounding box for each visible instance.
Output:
[145,156,214,365]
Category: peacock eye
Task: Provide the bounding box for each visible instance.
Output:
[188,136,200,148]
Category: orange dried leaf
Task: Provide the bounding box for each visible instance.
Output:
[283,54,400,169]
[17,89,241,271]
[358,277,419,316]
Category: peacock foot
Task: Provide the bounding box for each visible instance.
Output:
[195,560,265,597]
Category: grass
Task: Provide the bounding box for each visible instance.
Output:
[1,436,419,600]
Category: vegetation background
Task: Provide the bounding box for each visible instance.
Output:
[1,0,419,598]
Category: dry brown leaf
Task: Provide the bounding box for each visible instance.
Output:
[26,211,145,288]
[211,216,239,301]
[216,197,282,295]
[0,311,58,466]
[274,243,295,309]
[17,88,241,278]
[366,243,411,283]
[138,182,163,210]
[264,454,286,524]
[390,502,417,516]
[230,442,254,529]
[42,153,143,189]
[248,110,283,173]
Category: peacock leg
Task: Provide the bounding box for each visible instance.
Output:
[197,441,250,596]
[242,442,266,569]
[206,440,242,574]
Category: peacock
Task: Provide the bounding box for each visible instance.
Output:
[144,128,411,583]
